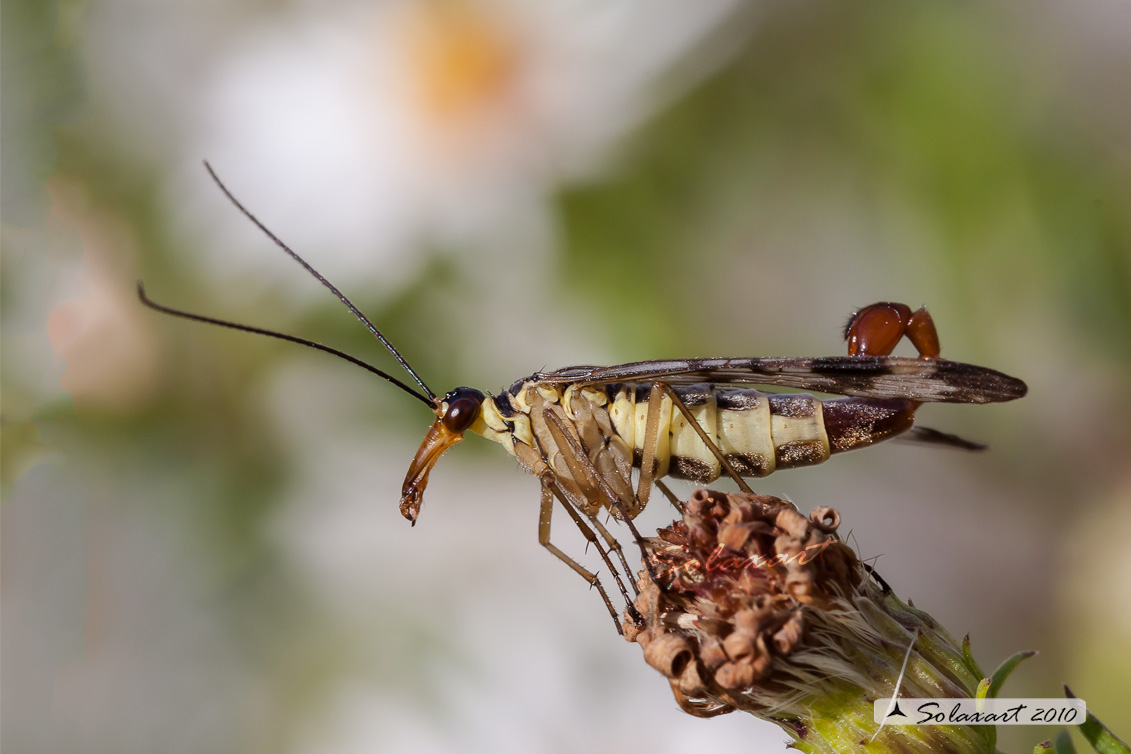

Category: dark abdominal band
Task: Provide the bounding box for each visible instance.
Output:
[821,397,916,452]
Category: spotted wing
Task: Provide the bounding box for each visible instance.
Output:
[533,356,1027,404]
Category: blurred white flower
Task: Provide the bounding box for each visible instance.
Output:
[172,0,745,296]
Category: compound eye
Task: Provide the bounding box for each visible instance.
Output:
[441,387,485,434]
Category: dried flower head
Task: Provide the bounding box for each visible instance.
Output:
[624,489,1002,754]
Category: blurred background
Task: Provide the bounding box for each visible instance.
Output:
[3,0,1129,752]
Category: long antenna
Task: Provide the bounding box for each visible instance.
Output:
[138,282,435,408]
[202,161,438,403]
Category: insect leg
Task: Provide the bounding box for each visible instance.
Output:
[634,383,665,518]
[585,513,638,596]
[610,383,676,587]
[654,479,684,515]
[543,409,631,516]
[540,413,660,587]
[659,383,754,495]
[863,562,893,594]
[538,473,642,632]
[542,410,642,604]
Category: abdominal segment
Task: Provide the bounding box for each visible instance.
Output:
[604,384,832,484]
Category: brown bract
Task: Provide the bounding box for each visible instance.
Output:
[624,489,861,717]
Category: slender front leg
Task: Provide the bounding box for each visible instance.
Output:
[654,479,684,515]
[585,513,638,597]
[542,408,625,515]
[542,410,644,605]
[537,473,627,633]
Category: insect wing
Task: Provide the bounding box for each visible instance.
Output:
[534,356,1027,405]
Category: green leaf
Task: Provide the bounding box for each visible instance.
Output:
[1066,686,1131,754]
[985,650,1036,699]
[961,634,982,677]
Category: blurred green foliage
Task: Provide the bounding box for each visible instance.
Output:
[562,1,1129,362]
